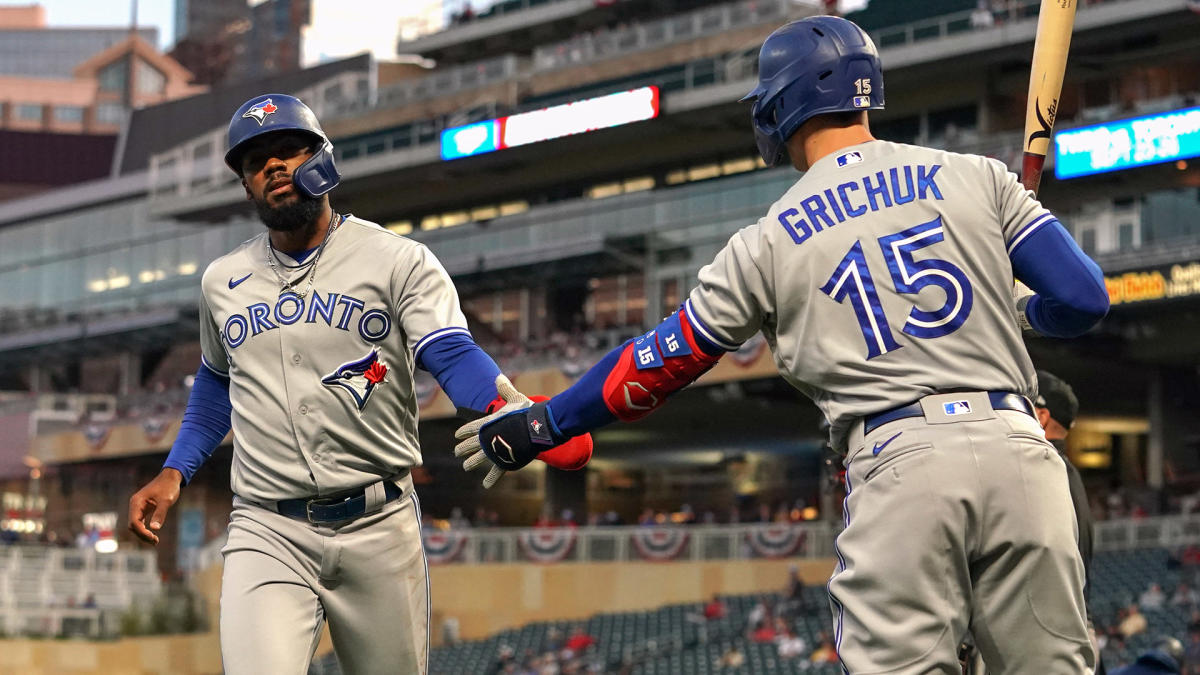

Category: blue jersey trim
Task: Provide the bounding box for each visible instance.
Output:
[1007,212,1054,256]
[199,354,229,377]
[412,326,471,361]
[683,299,740,353]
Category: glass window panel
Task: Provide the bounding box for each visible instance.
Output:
[54,106,84,122]
[98,58,128,92]
[15,103,42,120]
[135,59,166,95]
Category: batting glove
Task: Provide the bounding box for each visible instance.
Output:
[454,375,565,489]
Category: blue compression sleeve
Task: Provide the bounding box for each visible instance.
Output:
[547,343,623,438]
[416,333,501,411]
[162,364,232,484]
[1009,219,1109,338]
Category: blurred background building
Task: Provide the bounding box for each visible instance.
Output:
[1,0,1199,672]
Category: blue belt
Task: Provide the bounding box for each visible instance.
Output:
[273,479,405,524]
[863,391,1034,436]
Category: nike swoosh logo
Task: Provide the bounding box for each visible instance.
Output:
[228,273,252,289]
[872,432,903,456]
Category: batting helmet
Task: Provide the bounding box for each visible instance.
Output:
[741,16,885,167]
[224,94,341,198]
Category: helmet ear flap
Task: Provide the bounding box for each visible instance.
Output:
[292,139,340,198]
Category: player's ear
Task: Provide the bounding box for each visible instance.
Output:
[242,179,251,200]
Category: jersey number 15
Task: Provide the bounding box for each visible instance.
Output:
[819,217,974,359]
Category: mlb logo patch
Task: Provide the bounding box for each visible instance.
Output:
[944,400,972,416]
[852,95,871,108]
[836,151,863,167]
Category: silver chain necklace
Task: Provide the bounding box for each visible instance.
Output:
[266,212,342,299]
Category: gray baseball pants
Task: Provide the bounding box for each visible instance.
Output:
[829,392,1095,674]
[219,474,429,675]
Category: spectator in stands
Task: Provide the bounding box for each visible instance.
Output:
[1111,636,1186,674]
[560,509,578,528]
[1174,583,1200,608]
[637,508,656,526]
[750,617,777,643]
[784,564,810,616]
[563,624,596,656]
[449,506,471,529]
[715,644,745,669]
[1121,603,1150,639]
[746,596,773,633]
[772,502,790,523]
[703,594,727,621]
[754,503,772,523]
[971,0,995,29]
[811,631,839,663]
[777,622,807,660]
[679,504,697,525]
[1143,583,1169,611]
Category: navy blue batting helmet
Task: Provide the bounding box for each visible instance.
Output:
[225,94,340,198]
[741,16,884,167]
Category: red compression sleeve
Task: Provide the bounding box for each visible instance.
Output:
[601,309,722,422]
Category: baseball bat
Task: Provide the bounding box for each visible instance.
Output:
[1021,0,1078,195]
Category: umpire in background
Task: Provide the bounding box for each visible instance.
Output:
[1037,369,1105,674]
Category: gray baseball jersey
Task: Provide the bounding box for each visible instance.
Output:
[198,215,468,502]
[686,140,1050,452]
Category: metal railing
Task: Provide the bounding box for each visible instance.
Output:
[1093,514,1200,552]
[871,0,1132,50]
[328,55,519,122]
[531,0,789,73]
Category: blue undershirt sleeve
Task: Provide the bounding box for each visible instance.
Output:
[162,364,232,484]
[1009,219,1110,338]
[547,342,623,438]
[416,333,501,412]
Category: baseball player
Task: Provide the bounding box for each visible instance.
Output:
[455,17,1109,673]
[125,94,591,674]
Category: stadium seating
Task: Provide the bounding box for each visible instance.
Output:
[412,546,1193,674]
[0,545,162,637]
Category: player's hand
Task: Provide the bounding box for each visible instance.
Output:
[127,468,183,545]
[454,375,568,489]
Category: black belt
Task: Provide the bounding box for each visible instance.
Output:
[863,391,1034,436]
[272,479,405,524]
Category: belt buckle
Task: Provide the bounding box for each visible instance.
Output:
[305,500,320,524]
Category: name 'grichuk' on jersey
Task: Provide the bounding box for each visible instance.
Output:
[777,163,944,246]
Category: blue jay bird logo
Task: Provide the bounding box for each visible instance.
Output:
[242,99,278,126]
[322,349,388,411]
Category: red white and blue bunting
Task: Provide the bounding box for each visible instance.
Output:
[518,528,576,563]
[630,528,690,561]
[745,524,807,559]
[422,531,468,565]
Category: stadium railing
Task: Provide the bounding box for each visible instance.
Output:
[180,515,1200,568]
[406,513,1200,565]
[531,0,789,73]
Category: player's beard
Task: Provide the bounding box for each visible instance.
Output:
[254,189,323,233]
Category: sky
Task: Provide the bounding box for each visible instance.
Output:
[0,0,176,49]
[0,0,445,64]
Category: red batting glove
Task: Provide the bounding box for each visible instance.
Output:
[485,394,593,471]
